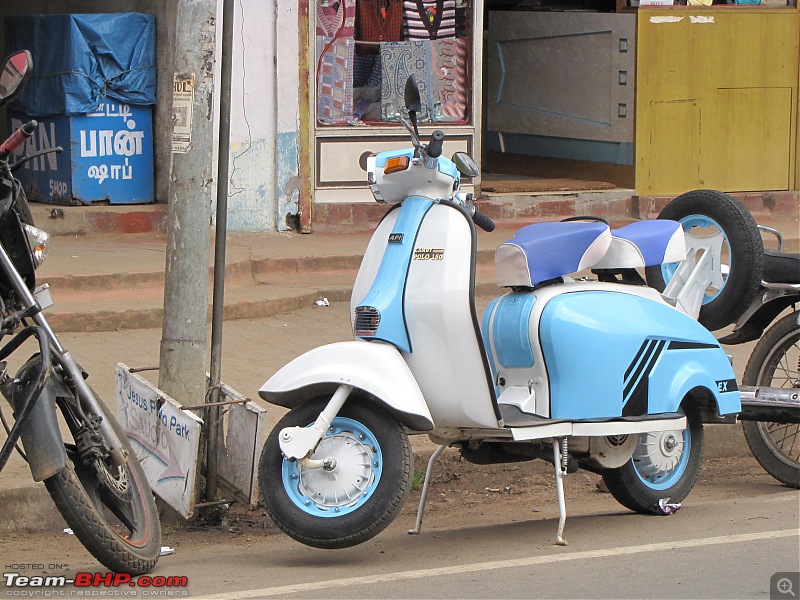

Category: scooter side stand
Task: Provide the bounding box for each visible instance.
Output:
[408,444,446,535]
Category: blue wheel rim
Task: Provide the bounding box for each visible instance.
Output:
[660,214,729,305]
[632,426,692,491]
[282,417,382,518]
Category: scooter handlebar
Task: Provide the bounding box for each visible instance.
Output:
[426,130,445,158]
[473,210,495,232]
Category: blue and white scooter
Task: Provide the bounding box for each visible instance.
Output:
[257,78,745,549]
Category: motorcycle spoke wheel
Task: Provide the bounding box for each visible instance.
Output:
[260,397,412,549]
[601,405,704,512]
[46,395,161,574]
[742,312,800,488]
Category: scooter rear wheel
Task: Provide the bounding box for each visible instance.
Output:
[601,404,703,513]
[741,311,800,489]
[259,396,412,549]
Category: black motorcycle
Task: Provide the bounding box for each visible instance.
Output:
[0,51,160,574]
[718,225,800,489]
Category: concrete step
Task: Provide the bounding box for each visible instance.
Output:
[30,191,798,334]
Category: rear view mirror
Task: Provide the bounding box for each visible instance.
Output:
[0,50,33,107]
[452,152,480,178]
[404,76,422,114]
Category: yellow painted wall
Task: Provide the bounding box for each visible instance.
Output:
[636,9,800,195]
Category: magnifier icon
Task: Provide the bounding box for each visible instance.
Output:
[777,578,796,597]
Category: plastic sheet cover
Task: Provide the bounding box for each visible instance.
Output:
[4,13,156,116]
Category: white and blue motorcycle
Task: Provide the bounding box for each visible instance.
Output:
[257,78,781,549]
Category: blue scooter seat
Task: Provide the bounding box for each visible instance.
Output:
[592,220,686,270]
[496,221,612,287]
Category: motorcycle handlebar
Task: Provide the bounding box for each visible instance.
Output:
[473,210,495,232]
[0,120,37,161]
[426,130,445,159]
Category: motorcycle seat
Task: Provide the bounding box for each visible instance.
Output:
[592,219,686,270]
[764,250,800,284]
[496,221,612,287]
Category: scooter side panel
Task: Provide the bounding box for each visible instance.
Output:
[259,340,434,431]
[539,290,737,419]
[402,203,501,429]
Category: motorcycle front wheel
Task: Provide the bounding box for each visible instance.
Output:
[741,311,800,489]
[44,384,161,574]
[601,404,704,513]
[259,396,412,549]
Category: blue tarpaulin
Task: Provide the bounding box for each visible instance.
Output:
[4,13,156,116]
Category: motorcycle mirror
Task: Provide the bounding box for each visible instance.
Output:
[358,151,375,172]
[452,152,480,178]
[0,51,33,107]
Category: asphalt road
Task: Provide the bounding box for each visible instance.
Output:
[1,483,797,599]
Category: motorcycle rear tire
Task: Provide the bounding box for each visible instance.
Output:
[259,396,412,549]
[44,392,161,574]
[741,311,800,489]
[644,189,763,332]
[601,404,704,513]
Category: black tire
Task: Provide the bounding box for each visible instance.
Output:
[259,396,412,549]
[601,404,704,513]
[45,389,161,574]
[741,311,800,489]
[645,189,763,331]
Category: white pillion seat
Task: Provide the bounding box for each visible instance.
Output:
[496,221,612,287]
[592,220,686,270]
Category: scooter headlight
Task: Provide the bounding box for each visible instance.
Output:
[24,224,50,268]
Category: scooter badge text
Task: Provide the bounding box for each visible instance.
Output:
[413,248,444,260]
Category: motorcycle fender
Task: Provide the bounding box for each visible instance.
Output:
[259,341,434,431]
[2,359,70,482]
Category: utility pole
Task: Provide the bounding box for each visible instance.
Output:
[159,0,217,415]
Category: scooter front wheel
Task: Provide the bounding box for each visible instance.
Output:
[259,396,412,549]
[601,405,704,513]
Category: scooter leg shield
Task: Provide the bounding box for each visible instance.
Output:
[2,357,68,481]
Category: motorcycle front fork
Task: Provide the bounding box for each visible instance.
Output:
[0,241,128,467]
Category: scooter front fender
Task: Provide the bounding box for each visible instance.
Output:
[259,341,434,431]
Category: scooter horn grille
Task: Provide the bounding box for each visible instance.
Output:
[354,306,380,336]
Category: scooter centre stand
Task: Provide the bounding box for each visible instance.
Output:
[408,440,570,546]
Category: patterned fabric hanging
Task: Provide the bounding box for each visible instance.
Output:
[429,37,468,122]
[316,0,356,38]
[402,0,456,40]
[317,36,355,123]
[356,0,403,55]
[380,40,433,121]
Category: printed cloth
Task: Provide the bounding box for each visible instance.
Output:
[402,0,457,40]
[317,36,355,123]
[316,0,356,38]
[380,39,468,122]
[429,37,468,122]
[356,0,404,55]
[380,40,433,121]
